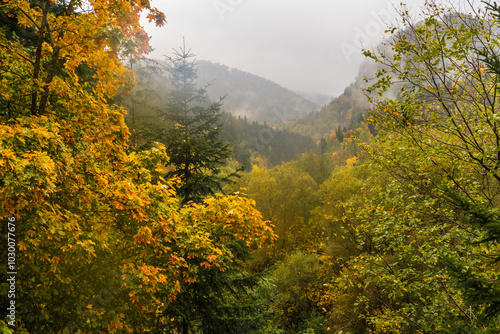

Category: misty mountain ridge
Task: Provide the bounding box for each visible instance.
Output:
[140,56,378,141]
[195,60,321,125]
[285,34,415,141]
[193,56,391,142]
[293,90,332,106]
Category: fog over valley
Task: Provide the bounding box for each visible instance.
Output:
[141,0,424,97]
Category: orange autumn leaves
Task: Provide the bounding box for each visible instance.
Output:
[1,0,165,116]
[0,1,275,332]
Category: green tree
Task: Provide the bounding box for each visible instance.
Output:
[239,164,320,266]
[292,150,333,185]
[160,45,233,204]
[272,251,329,334]
[161,239,277,334]
[330,172,490,333]
[337,0,500,331]
[151,195,276,334]
[138,46,277,334]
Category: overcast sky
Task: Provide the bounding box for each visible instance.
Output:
[141,0,426,97]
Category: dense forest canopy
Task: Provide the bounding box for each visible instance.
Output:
[3,0,500,333]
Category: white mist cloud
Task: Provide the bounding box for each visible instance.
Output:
[143,0,425,97]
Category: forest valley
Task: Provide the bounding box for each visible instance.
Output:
[3,0,500,333]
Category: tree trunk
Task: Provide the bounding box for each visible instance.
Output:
[182,318,189,334]
[31,0,50,116]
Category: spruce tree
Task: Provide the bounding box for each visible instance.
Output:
[161,44,233,204]
[442,188,500,324]
[156,45,274,334]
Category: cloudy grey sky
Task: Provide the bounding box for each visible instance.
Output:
[142,0,425,97]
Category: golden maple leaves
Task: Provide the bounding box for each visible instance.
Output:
[0,2,275,331]
[2,0,166,116]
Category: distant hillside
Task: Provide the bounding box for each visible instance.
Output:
[285,56,387,141]
[119,59,318,168]
[285,16,471,141]
[294,90,332,106]
[286,83,368,141]
[196,60,320,124]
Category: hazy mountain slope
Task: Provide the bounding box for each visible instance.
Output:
[294,90,332,106]
[286,83,368,141]
[285,54,389,141]
[120,59,318,168]
[196,60,320,124]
